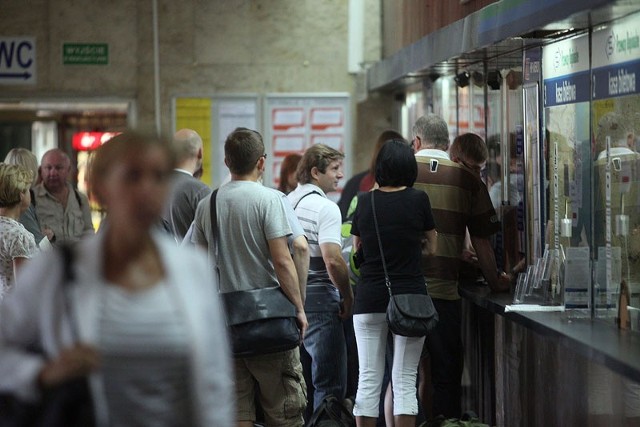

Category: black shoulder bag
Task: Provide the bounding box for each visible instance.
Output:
[0,245,95,427]
[371,191,438,337]
[210,189,301,358]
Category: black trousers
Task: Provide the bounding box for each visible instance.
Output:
[424,298,463,419]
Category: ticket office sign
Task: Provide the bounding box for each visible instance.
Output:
[592,12,640,100]
[542,34,590,107]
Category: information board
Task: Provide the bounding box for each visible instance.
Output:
[173,96,259,188]
[264,94,351,200]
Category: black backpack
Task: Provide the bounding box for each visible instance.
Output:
[305,395,355,427]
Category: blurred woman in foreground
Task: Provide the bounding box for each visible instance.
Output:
[0,131,233,426]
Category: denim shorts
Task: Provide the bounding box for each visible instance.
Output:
[234,347,307,426]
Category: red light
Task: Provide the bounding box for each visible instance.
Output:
[72,132,119,151]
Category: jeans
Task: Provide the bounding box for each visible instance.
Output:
[301,311,348,415]
[353,313,425,417]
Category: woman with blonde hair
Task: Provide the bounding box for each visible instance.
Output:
[0,163,38,298]
[4,148,46,243]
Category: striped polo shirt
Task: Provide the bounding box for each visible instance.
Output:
[288,183,342,312]
[415,150,500,300]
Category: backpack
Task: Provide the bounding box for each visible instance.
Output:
[305,395,355,427]
[340,195,361,286]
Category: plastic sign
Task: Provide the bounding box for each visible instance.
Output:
[72,132,119,151]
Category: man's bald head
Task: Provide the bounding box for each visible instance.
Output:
[40,149,71,193]
[172,129,203,174]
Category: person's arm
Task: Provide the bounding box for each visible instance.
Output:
[268,236,308,338]
[12,257,28,284]
[422,229,437,257]
[38,344,100,387]
[320,242,353,319]
[461,228,478,264]
[470,236,510,292]
[291,235,309,303]
[353,235,361,252]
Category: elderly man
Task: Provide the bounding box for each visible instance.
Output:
[412,114,509,419]
[34,148,93,244]
[162,128,211,241]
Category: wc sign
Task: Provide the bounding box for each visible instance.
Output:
[0,37,36,85]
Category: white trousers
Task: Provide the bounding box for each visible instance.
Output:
[353,313,425,417]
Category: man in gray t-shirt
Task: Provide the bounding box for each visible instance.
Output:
[191,127,308,427]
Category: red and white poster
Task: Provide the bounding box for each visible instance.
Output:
[265,95,351,200]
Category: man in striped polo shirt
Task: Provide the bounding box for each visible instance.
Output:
[412,114,510,419]
[288,144,353,418]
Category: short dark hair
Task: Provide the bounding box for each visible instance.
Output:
[224,128,264,175]
[450,133,488,164]
[374,138,417,187]
[369,129,404,174]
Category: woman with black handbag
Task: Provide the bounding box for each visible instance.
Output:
[350,138,437,427]
[0,131,233,427]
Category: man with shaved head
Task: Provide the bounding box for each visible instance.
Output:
[34,148,94,244]
[162,128,211,240]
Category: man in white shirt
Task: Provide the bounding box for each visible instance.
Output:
[288,144,353,417]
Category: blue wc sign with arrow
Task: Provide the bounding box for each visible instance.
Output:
[0,37,36,85]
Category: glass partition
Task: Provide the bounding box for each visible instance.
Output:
[591,13,640,325]
[542,33,592,309]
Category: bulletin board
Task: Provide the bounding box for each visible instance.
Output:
[173,95,260,188]
[264,93,351,200]
[173,98,213,185]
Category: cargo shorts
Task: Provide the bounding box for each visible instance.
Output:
[234,347,307,426]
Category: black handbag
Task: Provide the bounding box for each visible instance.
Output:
[210,189,301,358]
[305,394,355,427]
[0,245,95,427]
[222,287,301,358]
[371,191,438,337]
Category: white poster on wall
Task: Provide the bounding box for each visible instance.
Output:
[213,98,259,186]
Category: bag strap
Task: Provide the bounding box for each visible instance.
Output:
[371,191,393,297]
[208,189,220,260]
[59,244,80,342]
[293,190,322,210]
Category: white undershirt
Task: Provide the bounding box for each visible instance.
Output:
[98,282,192,427]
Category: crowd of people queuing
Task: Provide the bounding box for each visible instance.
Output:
[0,113,510,426]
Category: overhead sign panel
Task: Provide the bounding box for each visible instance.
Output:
[542,34,590,107]
[592,13,640,100]
[0,36,36,85]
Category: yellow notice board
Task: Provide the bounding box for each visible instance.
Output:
[175,98,212,185]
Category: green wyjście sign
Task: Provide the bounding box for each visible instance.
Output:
[63,43,108,65]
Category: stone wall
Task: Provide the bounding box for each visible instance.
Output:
[0,0,388,176]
